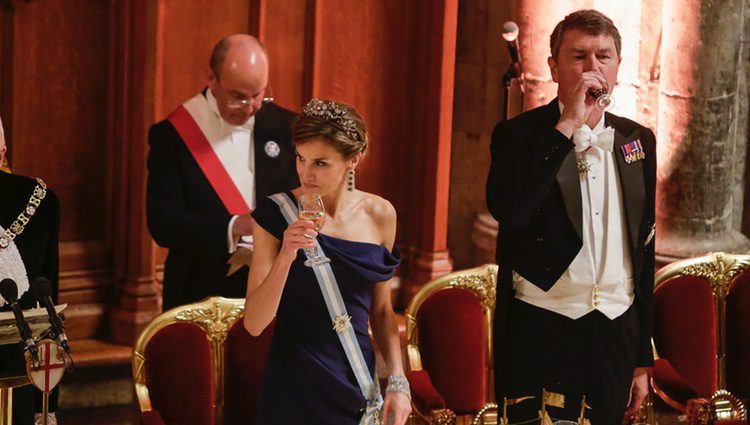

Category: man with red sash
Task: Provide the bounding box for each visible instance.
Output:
[147,35,298,309]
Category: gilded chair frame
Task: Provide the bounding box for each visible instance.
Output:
[652,252,748,421]
[132,297,245,425]
[405,264,498,424]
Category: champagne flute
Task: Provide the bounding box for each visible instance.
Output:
[588,85,615,111]
[298,194,330,267]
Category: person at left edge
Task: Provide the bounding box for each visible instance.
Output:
[146,35,298,310]
[0,115,61,425]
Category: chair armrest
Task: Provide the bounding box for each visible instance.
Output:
[651,358,698,411]
[140,410,165,425]
[407,369,446,416]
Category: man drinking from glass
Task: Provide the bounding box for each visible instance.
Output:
[487,10,656,424]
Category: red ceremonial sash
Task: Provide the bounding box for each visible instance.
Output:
[167,105,251,215]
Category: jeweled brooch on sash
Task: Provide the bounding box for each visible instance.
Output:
[332,313,352,333]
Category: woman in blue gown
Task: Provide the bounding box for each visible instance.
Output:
[244,99,412,424]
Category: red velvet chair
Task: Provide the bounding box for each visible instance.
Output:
[133,297,274,425]
[652,253,749,424]
[405,264,498,424]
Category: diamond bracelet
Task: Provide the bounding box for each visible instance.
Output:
[385,374,411,400]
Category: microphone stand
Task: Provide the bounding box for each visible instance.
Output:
[502,60,522,121]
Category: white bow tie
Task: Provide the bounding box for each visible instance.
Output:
[573,126,615,153]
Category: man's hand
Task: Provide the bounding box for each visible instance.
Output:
[232,213,254,238]
[555,71,607,138]
[624,367,649,418]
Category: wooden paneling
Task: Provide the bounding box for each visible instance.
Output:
[10,0,110,248]
[259,0,311,111]
[0,9,13,143]
[401,0,458,301]
[311,0,413,212]
[155,0,252,119]
[299,0,457,303]
[1,0,460,342]
[110,0,161,344]
[1,0,115,338]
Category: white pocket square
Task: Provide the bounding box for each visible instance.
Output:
[645,224,655,246]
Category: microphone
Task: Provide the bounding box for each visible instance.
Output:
[31,277,70,354]
[0,278,40,366]
[502,21,521,66]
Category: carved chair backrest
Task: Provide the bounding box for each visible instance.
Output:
[133,297,246,425]
[654,253,749,418]
[405,264,498,412]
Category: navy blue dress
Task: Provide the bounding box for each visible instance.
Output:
[252,192,400,425]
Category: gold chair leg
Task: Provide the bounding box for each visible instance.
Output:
[471,403,498,425]
[431,408,457,425]
[0,387,13,425]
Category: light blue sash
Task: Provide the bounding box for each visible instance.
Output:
[270,193,382,424]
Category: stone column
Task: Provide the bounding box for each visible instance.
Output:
[739,2,750,233]
[449,0,508,269]
[633,0,664,131]
[656,0,750,262]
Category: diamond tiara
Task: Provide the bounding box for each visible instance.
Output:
[301,99,361,142]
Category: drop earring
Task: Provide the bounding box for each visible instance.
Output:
[347,169,356,192]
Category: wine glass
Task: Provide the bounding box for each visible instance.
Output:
[298,194,330,267]
[588,86,615,111]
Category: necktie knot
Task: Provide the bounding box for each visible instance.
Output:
[573,126,615,153]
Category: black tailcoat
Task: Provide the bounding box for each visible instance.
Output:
[0,170,60,425]
[146,97,299,310]
[486,100,656,399]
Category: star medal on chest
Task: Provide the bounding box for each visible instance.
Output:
[620,139,645,164]
[264,140,280,158]
[576,150,592,175]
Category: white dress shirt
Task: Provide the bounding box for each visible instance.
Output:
[205,89,256,253]
[514,104,634,320]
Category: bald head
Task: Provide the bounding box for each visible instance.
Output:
[207,35,271,126]
[210,34,269,81]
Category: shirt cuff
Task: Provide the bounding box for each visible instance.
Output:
[227,215,240,253]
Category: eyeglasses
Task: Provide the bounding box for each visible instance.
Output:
[218,80,274,109]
